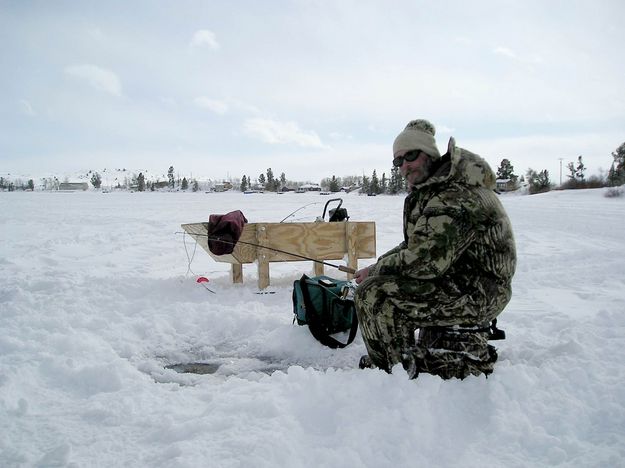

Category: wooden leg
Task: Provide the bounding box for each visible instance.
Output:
[232,264,243,283]
[258,261,270,289]
[346,223,357,279]
[313,262,324,277]
[256,223,270,289]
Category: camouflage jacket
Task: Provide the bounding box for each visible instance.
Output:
[369,138,516,287]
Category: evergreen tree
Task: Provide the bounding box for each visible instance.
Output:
[388,166,402,194]
[361,175,370,195]
[266,168,275,191]
[167,166,175,188]
[566,161,575,180]
[258,173,266,188]
[27,179,34,191]
[240,175,248,192]
[527,168,551,194]
[329,175,340,192]
[496,159,518,181]
[575,156,586,181]
[90,172,102,189]
[192,179,199,192]
[566,155,587,186]
[137,172,145,192]
[280,172,287,189]
[608,163,618,186]
[610,143,625,185]
[370,170,380,194]
[181,177,188,190]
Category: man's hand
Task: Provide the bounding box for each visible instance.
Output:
[354,266,372,284]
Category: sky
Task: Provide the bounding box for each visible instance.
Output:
[1,0,624,184]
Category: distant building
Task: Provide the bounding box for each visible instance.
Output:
[298,184,322,192]
[214,181,233,192]
[58,182,89,191]
[153,181,170,189]
[496,178,518,192]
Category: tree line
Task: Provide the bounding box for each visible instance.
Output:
[236,165,407,195]
[0,177,35,191]
[4,142,624,195]
[492,141,625,195]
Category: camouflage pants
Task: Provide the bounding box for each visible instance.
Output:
[354,274,503,379]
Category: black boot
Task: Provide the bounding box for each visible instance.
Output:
[401,353,419,380]
[358,355,375,369]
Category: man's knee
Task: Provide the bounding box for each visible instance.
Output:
[354,275,381,313]
[354,275,402,308]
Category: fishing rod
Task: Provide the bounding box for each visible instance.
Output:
[178,231,356,275]
[279,201,323,223]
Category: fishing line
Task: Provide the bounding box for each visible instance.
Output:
[182,231,216,293]
[182,231,198,277]
[285,215,316,223]
[279,201,324,223]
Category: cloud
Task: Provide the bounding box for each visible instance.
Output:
[190,30,220,50]
[243,118,328,149]
[493,46,517,59]
[194,97,228,114]
[436,125,455,135]
[329,131,353,141]
[159,97,177,107]
[230,100,262,115]
[65,64,122,96]
[493,46,543,65]
[19,99,36,116]
[454,36,475,46]
[87,27,106,42]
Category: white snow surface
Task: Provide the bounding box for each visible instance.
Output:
[1,189,624,467]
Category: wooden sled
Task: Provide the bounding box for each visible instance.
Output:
[181,221,376,289]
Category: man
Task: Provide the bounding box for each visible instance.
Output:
[354,119,516,380]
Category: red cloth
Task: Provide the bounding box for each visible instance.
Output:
[207,210,248,255]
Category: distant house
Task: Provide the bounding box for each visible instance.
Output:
[58,182,89,191]
[298,184,322,192]
[214,181,233,192]
[496,178,518,192]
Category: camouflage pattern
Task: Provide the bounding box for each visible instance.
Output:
[355,138,516,379]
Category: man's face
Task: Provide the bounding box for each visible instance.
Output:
[395,150,432,186]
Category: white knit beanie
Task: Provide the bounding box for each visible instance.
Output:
[392,119,441,160]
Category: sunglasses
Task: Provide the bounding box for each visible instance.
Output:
[392,150,423,168]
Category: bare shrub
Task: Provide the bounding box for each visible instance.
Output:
[561,175,605,190]
[604,187,623,198]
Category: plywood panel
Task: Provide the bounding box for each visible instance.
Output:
[181,221,375,264]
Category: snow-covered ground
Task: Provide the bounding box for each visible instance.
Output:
[1,189,624,467]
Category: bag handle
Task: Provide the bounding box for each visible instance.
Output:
[298,275,359,349]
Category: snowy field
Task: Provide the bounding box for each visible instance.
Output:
[1,188,624,467]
